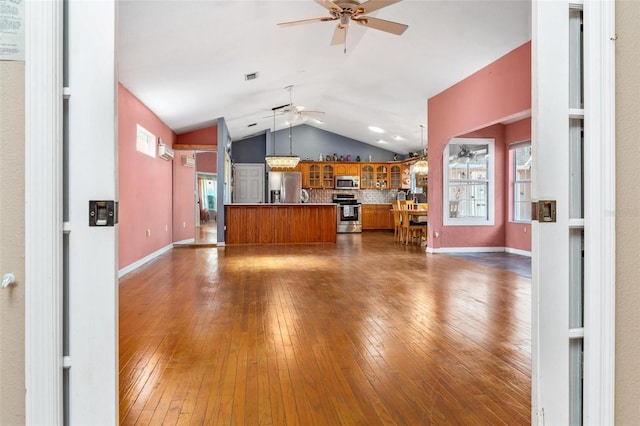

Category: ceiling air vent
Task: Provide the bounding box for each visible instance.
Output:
[247,123,257,127]
[244,72,258,81]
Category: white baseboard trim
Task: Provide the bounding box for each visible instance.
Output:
[173,238,195,245]
[429,246,506,254]
[505,247,532,257]
[118,243,173,278]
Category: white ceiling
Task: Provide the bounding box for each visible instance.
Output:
[118,0,531,154]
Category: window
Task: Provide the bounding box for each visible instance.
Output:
[443,138,494,226]
[136,124,156,157]
[512,142,532,222]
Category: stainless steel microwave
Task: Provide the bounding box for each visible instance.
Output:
[335,175,360,190]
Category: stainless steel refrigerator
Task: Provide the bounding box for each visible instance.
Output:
[268,172,302,203]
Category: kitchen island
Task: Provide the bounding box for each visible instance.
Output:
[225,204,337,244]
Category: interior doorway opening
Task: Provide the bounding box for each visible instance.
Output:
[196,172,217,245]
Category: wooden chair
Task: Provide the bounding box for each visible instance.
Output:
[392,200,403,243]
[399,202,427,245]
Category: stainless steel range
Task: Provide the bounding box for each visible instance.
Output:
[333,193,362,234]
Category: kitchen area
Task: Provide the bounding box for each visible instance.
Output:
[225,155,427,244]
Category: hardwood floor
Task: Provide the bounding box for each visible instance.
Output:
[119,232,531,425]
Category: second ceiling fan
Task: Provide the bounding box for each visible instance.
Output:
[278,0,408,46]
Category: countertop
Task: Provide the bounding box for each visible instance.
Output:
[226,203,337,206]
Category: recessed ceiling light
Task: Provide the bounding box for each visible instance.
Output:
[377,139,388,144]
[368,126,384,134]
[313,119,324,124]
[393,135,404,141]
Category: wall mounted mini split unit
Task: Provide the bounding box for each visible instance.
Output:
[157,142,174,161]
[182,155,196,168]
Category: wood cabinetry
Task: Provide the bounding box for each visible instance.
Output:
[321,164,335,188]
[360,164,375,188]
[225,204,337,244]
[298,160,417,191]
[334,163,360,176]
[362,204,393,230]
[375,164,389,189]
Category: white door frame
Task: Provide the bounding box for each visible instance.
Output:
[25,0,119,424]
[532,0,615,424]
[24,1,616,424]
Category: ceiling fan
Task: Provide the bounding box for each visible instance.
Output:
[265,85,325,122]
[278,0,408,46]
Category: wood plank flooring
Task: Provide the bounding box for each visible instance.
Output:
[119,232,531,425]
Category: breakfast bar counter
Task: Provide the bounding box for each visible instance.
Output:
[225,203,337,244]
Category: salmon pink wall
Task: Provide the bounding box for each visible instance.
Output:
[504,118,532,253]
[177,126,218,147]
[118,84,194,270]
[427,41,531,250]
[196,151,217,173]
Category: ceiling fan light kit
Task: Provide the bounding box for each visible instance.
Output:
[278,0,408,46]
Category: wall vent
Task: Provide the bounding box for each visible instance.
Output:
[158,143,174,161]
[181,155,196,168]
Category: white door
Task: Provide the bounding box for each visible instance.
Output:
[25,1,119,424]
[532,1,615,424]
[233,164,265,203]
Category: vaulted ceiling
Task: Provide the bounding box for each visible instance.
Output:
[118,0,531,154]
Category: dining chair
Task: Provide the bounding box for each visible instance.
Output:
[399,202,427,245]
[392,200,403,243]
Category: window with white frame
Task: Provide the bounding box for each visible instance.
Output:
[512,142,532,222]
[443,138,494,226]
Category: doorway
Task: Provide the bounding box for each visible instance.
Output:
[196,172,217,244]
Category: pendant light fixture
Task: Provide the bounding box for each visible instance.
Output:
[265,85,300,169]
[413,124,429,174]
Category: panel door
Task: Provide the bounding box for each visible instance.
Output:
[233,164,264,203]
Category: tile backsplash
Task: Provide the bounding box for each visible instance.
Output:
[308,189,399,204]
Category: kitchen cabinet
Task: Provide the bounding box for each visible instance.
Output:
[360,164,375,188]
[300,162,349,188]
[389,163,412,189]
[334,163,360,176]
[375,164,389,189]
[362,204,393,230]
[321,164,335,188]
[306,163,322,188]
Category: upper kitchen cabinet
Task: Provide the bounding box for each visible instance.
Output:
[322,164,335,188]
[302,162,322,188]
[360,164,375,189]
[390,163,411,189]
[335,163,360,176]
[375,164,389,189]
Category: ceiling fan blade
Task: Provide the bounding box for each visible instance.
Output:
[278,16,336,27]
[354,16,408,35]
[355,0,403,14]
[314,0,343,12]
[331,24,348,45]
[299,110,326,115]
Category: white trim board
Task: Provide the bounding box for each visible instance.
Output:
[118,243,174,278]
[426,246,531,257]
[427,246,507,254]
